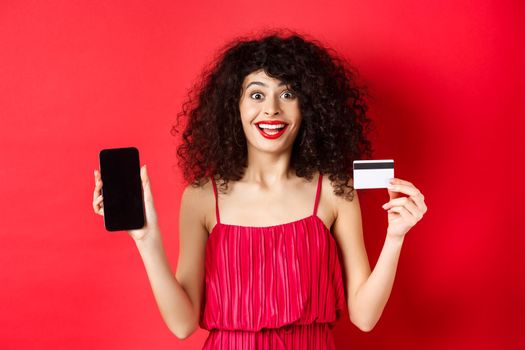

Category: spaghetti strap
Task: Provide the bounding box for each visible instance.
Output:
[313,172,323,216]
[211,176,221,224]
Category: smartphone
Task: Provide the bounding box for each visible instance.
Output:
[98,147,145,231]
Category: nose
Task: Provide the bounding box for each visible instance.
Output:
[264,95,280,115]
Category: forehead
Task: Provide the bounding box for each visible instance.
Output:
[242,70,286,88]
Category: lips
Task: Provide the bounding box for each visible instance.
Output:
[255,121,289,140]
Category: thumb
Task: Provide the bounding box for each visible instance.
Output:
[140,164,158,228]
[141,165,152,197]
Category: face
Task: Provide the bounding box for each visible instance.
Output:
[238,69,301,151]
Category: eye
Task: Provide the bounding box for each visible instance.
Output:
[281,91,295,99]
[250,92,264,100]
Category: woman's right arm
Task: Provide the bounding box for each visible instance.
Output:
[134,184,208,340]
[93,168,207,339]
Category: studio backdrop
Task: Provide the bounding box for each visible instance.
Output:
[0,0,522,349]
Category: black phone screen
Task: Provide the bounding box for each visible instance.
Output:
[98,147,145,231]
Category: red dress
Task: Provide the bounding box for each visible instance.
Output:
[200,173,347,349]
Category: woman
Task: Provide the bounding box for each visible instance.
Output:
[92,29,428,349]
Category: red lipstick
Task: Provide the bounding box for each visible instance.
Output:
[255,120,289,140]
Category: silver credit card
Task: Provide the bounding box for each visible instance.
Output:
[353,159,394,189]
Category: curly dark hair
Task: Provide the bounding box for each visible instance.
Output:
[171,28,375,201]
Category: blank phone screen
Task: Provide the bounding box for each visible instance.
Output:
[99,147,145,231]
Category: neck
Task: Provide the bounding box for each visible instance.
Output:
[243,146,295,186]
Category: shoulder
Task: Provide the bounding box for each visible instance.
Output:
[180,179,215,233]
[321,173,360,222]
[181,178,213,198]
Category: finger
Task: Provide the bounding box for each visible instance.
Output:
[384,196,414,209]
[94,171,103,188]
[94,170,102,181]
[398,200,421,220]
[93,185,100,202]
[383,196,419,210]
[93,180,103,201]
[141,165,153,201]
[388,206,417,225]
[94,195,103,205]
[93,169,102,184]
[94,170,103,187]
[392,184,426,213]
[387,183,421,198]
[390,178,414,187]
[385,197,424,219]
[410,193,427,214]
[93,195,103,212]
[390,179,425,200]
[93,194,102,211]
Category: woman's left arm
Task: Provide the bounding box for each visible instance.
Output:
[333,177,428,332]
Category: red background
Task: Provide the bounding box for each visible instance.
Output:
[1,0,523,349]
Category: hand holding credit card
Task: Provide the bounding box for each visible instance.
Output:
[353,159,394,189]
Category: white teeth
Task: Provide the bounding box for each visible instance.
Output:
[258,123,286,129]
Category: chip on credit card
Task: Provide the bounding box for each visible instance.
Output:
[353,159,394,189]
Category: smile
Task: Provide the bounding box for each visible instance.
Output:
[255,123,289,139]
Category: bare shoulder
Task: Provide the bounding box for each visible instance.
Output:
[321,173,360,225]
[180,179,215,233]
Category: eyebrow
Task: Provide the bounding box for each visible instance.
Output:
[246,81,287,89]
